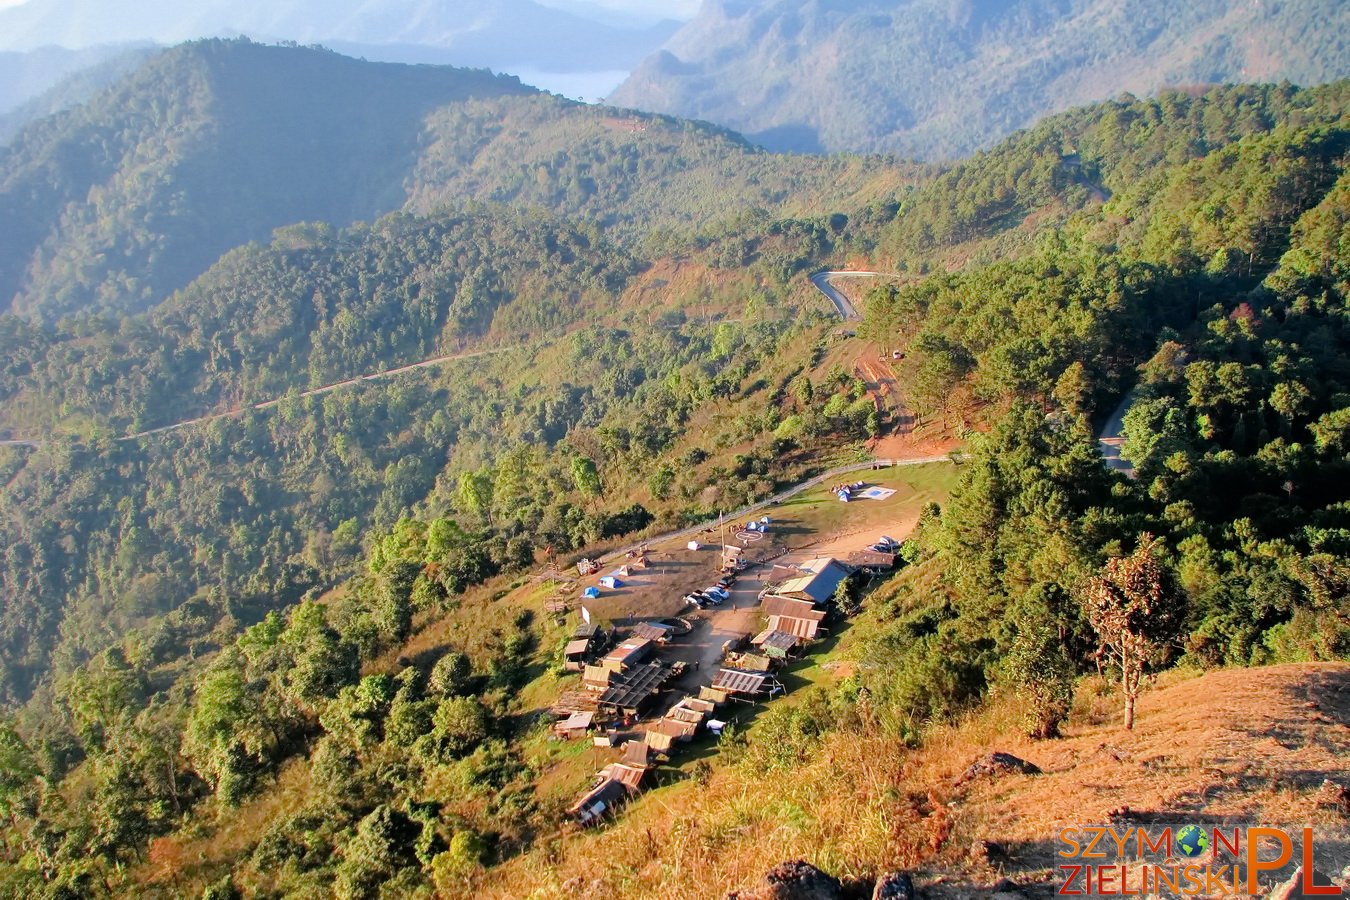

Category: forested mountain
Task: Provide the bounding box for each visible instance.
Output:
[0,39,915,323]
[0,40,535,322]
[0,34,1346,898]
[609,0,1350,158]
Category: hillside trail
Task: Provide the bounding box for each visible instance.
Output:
[0,346,513,448]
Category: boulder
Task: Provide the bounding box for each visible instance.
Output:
[729,860,843,900]
[953,752,1042,786]
[872,871,917,899]
[968,839,1007,864]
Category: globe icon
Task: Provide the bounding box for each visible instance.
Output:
[1176,825,1209,858]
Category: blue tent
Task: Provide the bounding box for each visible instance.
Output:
[583,586,601,600]
[600,576,622,589]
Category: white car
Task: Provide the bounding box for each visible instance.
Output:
[704,586,730,601]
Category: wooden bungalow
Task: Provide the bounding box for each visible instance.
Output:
[679,696,716,716]
[582,664,615,692]
[568,778,627,827]
[599,762,648,792]
[622,739,651,768]
[601,638,653,674]
[565,623,608,671]
[648,716,699,751]
[762,596,828,640]
[564,639,595,672]
[711,667,784,701]
[767,557,849,604]
[698,684,730,705]
[552,710,595,739]
[751,628,801,660]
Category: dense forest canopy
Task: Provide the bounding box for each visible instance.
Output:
[0,38,918,324]
[0,40,1345,898]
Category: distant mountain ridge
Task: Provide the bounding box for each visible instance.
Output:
[0,39,915,323]
[0,40,537,322]
[0,0,680,73]
[608,0,1350,158]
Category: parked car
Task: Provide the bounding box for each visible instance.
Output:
[877,536,899,551]
[704,586,730,600]
[716,575,736,588]
[684,593,708,608]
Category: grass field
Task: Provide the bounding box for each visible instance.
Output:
[769,462,959,552]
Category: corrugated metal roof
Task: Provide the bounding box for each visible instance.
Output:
[648,717,698,739]
[630,622,672,642]
[597,662,669,712]
[556,711,594,731]
[568,778,626,816]
[603,638,652,668]
[767,614,822,640]
[600,762,647,791]
[712,668,769,695]
[762,595,826,620]
[622,739,650,767]
[774,557,848,602]
[564,639,592,656]
[752,629,800,652]
[666,705,705,725]
[583,665,613,687]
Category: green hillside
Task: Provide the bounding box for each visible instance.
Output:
[404,93,918,244]
[0,39,918,324]
[0,40,535,323]
[609,0,1350,158]
[0,46,1346,899]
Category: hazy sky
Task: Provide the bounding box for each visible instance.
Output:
[538,0,702,23]
[0,0,703,19]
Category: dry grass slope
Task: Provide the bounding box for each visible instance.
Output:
[477,663,1349,899]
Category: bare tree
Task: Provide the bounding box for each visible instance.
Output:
[1078,534,1184,730]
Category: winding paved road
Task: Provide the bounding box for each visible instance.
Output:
[809,270,896,320]
[1096,390,1137,476]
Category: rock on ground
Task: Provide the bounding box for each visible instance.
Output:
[728,860,843,900]
[872,871,917,899]
[953,752,1042,787]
